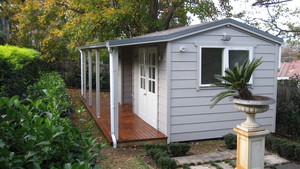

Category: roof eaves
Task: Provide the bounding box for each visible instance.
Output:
[227,19,283,44]
[78,43,107,50]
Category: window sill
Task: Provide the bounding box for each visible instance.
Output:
[197,85,253,91]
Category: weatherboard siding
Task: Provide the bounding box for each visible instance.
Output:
[158,43,168,135]
[169,26,278,142]
[121,47,133,104]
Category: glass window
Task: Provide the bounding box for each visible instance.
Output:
[229,50,249,70]
[201,48,223,84]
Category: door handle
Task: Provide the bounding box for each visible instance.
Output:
[144,93,147,96]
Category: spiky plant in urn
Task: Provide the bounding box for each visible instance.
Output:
[211,57,275,132]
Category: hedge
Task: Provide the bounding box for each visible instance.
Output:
[223,133,300,161]
[0,72,102,168]
[145,143,191,169]
[0,45,46,97]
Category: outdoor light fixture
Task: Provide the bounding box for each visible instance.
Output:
[180,46,186,52]
[221,33,231,41]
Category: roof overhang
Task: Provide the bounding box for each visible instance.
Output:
[107,18,283,47]
[78,43,106,50]
[78,18,284,50]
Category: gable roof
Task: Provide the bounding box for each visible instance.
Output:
[108,18,283,47]
[78,18,283,50]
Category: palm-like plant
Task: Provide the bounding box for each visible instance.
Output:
[211,57,262,108]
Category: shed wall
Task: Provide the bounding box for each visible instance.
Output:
[121,47,133,104]
[169,26,278,142]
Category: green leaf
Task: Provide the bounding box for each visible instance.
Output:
[36,141,51,146]
[52,132,65,139]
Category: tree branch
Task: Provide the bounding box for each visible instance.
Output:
[252,0,293,6]
[55,2,85,14]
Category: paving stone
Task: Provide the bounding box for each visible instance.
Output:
[216,162,234,169]
[275,163,300,169]
[264,155,289,165]
[190,164,216,169]
[173,155,204,165]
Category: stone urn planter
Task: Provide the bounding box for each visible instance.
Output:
[232,96,275,132]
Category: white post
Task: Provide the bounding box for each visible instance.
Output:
[109,46,119,148]
[83,50,87,99]
[88,50,93,106]
[95,49,100,118]
[79,50,84,96]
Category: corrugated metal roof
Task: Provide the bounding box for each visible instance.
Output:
[78,18,283,49]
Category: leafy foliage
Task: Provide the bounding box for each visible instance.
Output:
[1,0,233,61]
[0,72,103,168]
[223,133,237,150]
[168,143,191,157]
[211,57,262,108]
[276,79,300,140]
[0,45,45,97]
[265,135,300,161]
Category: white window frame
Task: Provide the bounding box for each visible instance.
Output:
[199,46,253,87]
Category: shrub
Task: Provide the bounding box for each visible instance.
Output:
[280,143,295,159]
[145,143,168,152]
[294,145,300,161]
[153,151,168,163]
[157,156,177,169]
[223,133,237,150]
[26,72,73,117]
[0,72,102,168]
[0,45,46,97]
[276,79,300,140]
[146,148,164,159]
[169,143,191,156]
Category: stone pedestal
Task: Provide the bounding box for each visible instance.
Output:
[234,128,269,169]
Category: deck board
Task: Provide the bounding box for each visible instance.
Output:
[82,95,167,143]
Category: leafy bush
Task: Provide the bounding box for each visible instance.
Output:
[145,143,168,152]
[265,135,300,161]
[27,72,73,117]
[0,45,46,97]
[0,45,40,69]
[280,143,295,159]
[223,133,237,150]
[277,79,300,140]
[0,72,102,168]
[146,148,164,159]
[169,143,191,157]
[157,156,177,169]
[294,145,300,161]
[153,151,168,163]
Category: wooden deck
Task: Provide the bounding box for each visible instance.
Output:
[82,95,167,147]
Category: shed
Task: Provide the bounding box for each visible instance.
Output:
[78,18,282,147]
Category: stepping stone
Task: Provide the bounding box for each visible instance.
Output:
[216,162,234,169]
[264,155,289,165]
[174,150,237,165]
[190,164,216,169]
[275,163,300,169]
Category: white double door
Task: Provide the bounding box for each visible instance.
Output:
[138,47,158,129]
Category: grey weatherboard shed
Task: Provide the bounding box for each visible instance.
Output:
[79,18,282,144]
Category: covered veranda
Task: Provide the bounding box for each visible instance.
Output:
[77,43,166,147]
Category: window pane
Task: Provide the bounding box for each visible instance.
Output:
[152,81,155,93]
[229,50,249,70]
[152,67,155,79]
[201,48,223,84]
[152,53,155,66]
[148,80,152,92]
